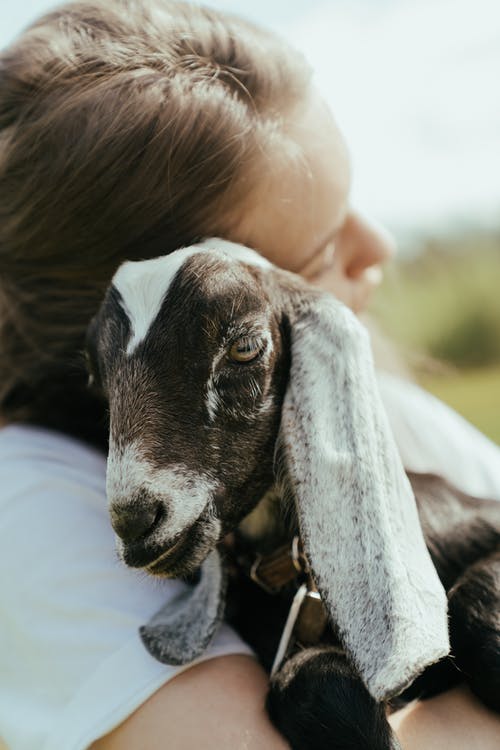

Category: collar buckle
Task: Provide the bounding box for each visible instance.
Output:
[249,534,306,594]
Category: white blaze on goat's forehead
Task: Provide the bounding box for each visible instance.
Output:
[107,441,217,538]
[112,239,271,355]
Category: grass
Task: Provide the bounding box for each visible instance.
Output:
[419,365,500,445]
[372,239,500,368]
[370,233,500,445]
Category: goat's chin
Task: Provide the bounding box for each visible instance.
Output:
[146,537,215,579]
[123,515,221,579]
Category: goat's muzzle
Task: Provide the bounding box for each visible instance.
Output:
[109,490,177,569]
[109,489,220,577]
[110,492,164,545]
[106,441,221,574]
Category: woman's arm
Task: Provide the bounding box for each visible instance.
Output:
[90,655,289,749]
[91,657,500,750]
[389,685,500,750]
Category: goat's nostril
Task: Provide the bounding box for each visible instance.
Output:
[110,501,164,544]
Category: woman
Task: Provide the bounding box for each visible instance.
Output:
[0,1,499,748]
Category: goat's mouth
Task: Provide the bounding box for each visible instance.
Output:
[119,511,220,578]
[145,526,193,575]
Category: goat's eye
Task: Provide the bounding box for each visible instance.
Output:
[229,337,262,363]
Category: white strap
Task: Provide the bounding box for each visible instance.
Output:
[271,583,308,677]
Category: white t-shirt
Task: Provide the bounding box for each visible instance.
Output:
[0,425,253,750]
[0,374,499,750]
[377,372,500,501]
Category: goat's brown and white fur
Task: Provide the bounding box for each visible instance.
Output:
[87,240,500,750]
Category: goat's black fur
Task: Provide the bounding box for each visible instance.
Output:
[268,649,402,750]
[89,245,500,750]
[225,472,500,749]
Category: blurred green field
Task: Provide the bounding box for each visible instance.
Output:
[419,366,500,445]
[371,231,500,444]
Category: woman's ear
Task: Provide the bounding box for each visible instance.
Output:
[275,289,449,701]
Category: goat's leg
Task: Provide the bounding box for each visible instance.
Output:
[448,549,500,713]
[267,647,401,750]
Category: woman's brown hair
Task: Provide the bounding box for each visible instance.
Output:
[0,0,310,446]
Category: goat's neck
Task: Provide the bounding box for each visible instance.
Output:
[237,486,296,556]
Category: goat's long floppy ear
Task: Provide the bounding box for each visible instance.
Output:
[140,550,226,665]
[277,292,449,701]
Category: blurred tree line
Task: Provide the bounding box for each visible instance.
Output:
[372,229,500,442]
[373,230,500,367]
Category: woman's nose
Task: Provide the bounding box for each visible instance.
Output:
[338,210,397,277]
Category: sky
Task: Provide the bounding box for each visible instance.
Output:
[1,0,500,237]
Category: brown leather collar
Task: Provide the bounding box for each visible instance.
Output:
[230,533,331,671]
[249,535,307,594]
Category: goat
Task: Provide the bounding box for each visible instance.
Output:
[86,239,500,750]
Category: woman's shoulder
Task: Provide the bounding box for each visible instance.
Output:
[0,423,107,544]
[0,422,106,489]
[0,422,253,750]
[377,372,500,501]
[0,423,111,597]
